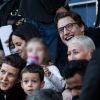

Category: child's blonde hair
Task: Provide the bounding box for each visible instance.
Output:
[27,38,51,66]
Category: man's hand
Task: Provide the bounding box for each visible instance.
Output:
[56,6,68,14]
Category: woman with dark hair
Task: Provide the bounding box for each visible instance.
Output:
[8,22,41,59]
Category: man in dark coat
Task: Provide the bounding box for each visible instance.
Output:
[55,11,100,75]
[80,48,100,100]
[55,11,100,48]
[0,54,26,100]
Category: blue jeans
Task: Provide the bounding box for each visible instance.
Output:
[26,19,58,63]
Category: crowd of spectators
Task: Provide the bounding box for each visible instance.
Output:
[0,0,100,100]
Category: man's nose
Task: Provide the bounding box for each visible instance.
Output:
[15,47,20,53]
[2,74,8,81]
[64,27,69,35]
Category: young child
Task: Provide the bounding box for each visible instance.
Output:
[21,64,44,95]
[26,38,64,92]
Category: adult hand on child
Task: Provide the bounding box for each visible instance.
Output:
[43,67,51,77]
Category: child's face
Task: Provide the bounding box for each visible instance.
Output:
[21,72,44,95]
[26,42,45,65]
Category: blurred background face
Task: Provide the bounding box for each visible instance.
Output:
[66,73,83,98]
[21,72,43,95]
[12,35,26,59]
[57,16,84,44]
[0,63,19,91]
[27,42,45,65]
[67,43,90,61]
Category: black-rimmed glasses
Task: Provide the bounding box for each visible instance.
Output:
[58,23,77,34]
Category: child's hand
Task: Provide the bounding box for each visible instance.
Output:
[43,67,51,77]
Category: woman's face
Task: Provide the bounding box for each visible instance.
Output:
[26,42,45,65]
[67,43,91,61]
[12,35,26,59]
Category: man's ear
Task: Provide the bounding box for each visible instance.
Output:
[87,50,94,60]
[41,81,45,89]
[80,25,85,34]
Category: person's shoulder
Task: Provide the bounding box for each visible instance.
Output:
[86,27,100,34]
[46,63,62,74]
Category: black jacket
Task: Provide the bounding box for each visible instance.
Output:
[80,48,100,100]
[0,0,20,26]
[55,36,68,75]
[0,83,26,100]
[86,27,100,48]
[19,0,66,23]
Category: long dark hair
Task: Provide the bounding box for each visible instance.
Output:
[8,22,41,49]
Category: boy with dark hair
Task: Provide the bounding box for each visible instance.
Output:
[0,53,26,100]
[21,64,44,95]
[62,60,88,100]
